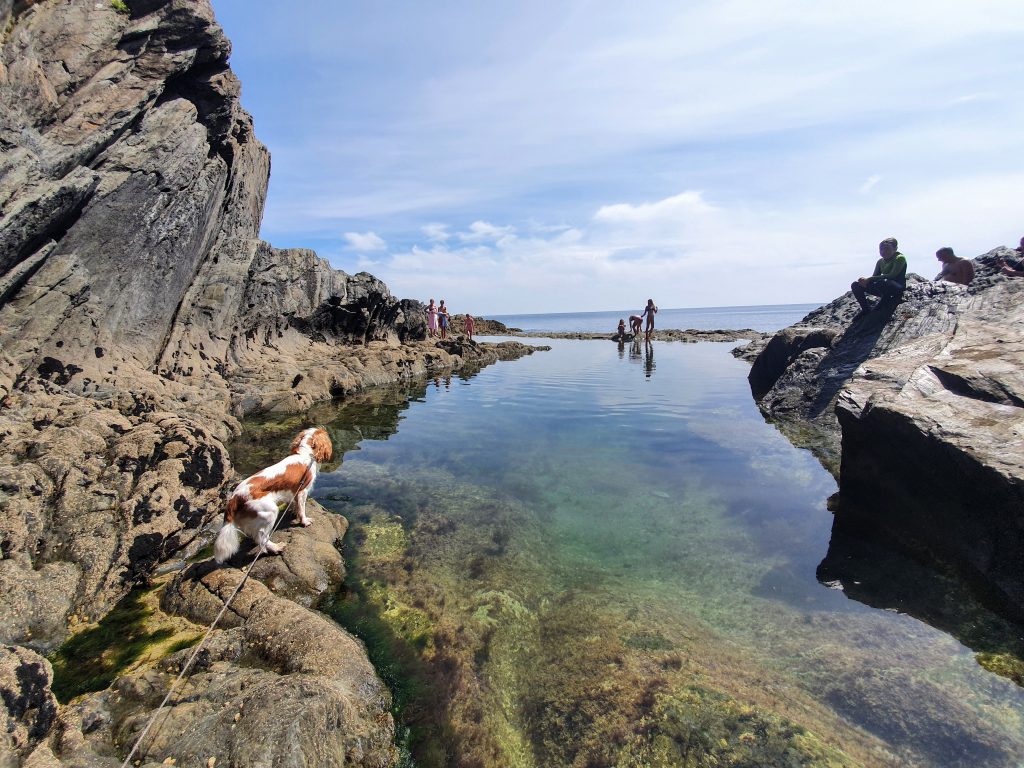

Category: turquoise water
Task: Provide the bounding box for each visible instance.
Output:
[235,337,1024,767]
[490,303,821,333]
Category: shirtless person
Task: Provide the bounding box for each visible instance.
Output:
[933,247,974,285]
[629,314,643,337]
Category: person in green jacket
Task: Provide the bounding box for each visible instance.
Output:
[851,237,907,314]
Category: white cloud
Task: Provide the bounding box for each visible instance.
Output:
[859,176,881,194]
[594,192,718,224]
[343,231,387,251]
[457,221,516,243]
[421,223,451,241]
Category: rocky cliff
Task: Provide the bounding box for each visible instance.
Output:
[749,250,1024,623]
[0,2,539,765]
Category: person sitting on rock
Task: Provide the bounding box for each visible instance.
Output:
[999,236,1024,277]
[851,237,907,315]
[617,318,626,340]
[933,247,974,285]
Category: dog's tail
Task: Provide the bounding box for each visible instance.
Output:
[214,521,241,564]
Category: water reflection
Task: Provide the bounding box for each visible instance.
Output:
[819,500,1024,686]
[623,338,655,378]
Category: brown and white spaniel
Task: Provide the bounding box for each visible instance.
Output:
[214,427,333,564]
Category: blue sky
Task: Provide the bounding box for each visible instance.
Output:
[213,0,1024,314]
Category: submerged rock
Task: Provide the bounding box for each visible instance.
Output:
[750,250,1024,618]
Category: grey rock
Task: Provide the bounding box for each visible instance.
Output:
[751,248,1024,614]
[0,645,58,764]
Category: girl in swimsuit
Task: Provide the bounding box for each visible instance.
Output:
[426,299,438,338]
[641,299,657,342]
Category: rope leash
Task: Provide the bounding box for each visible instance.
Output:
[119,458,315,768]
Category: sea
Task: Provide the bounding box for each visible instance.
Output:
[488,302,821,334]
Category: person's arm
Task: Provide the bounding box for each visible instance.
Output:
[890,255,908,283]
[867,259,883,283]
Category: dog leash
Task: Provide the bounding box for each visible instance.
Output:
[119,457,316,768]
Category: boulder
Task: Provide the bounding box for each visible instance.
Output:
[751,249,1024,615]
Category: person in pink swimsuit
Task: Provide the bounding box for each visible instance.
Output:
[426,298,438,338]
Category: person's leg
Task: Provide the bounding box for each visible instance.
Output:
[862,279,903,307]
[877,279,904,304]
[851,281,870,311]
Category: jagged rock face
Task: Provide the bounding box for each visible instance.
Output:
[751,249,1024,615]
[0,0,436,653]
[0,0,422,402]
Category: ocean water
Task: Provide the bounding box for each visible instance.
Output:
[232,336,1024,768]
[489,303,821,334]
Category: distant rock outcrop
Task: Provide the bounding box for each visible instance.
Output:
[750,250,1024,618]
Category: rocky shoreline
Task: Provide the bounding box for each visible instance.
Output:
[747,251,1024,625]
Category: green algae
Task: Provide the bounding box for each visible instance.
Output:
[50,584,201,703]
[976,652,1024,686]
[619,687,855,768]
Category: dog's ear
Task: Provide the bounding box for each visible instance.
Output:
[290,431,305,455]
[311,428,333,462]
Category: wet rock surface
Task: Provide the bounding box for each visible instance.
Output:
[750,250,1024,616]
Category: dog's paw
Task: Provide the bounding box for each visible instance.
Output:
[301,516,314,527]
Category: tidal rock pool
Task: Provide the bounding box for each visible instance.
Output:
[233,338,1024,768]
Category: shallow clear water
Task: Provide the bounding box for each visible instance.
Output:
[235,338,1024,767]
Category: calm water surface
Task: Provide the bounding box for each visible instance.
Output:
[235,337,1024,767]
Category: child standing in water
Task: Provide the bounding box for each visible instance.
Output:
[641,299,658,342]
[426,299,438,338]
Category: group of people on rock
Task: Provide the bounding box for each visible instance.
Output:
[850,235,1024,317]
[616,299,658,342]
[425,298,474,341]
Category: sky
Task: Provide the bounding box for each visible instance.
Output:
[212,0,1024,315]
